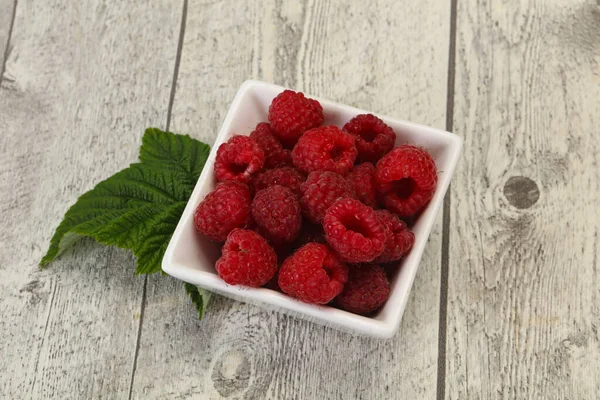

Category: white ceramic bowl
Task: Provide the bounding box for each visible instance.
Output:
[162,80,462,338]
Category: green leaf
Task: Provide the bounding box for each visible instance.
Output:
[184,283,212,320]
[140,127,210,178]
[40,129,210,276]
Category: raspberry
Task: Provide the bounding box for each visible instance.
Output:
[249,122,293,169]
[252,167,305,198]
[323,198,386,263]
[278,242,348,304]
[334,264,390,315]
[268,90,324,146]
[214,135,264,183]
[375,145,437,217]
[292,126,358,176]
[194,181,252,242]
[343,114,395,163]
[215,229,277,287]
[347,162,378,208]
[251,185,302,245]
[374,209,415,263]
[300,170,355,224]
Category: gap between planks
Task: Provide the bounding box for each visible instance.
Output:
[127,1,189,398]
[0,0,18,85]
[437,0,458,399]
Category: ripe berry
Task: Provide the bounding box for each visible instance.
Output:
[347,162,378,208]
[252,167,305,198]
[251,185,302,245]
[249,122,292,169]
[334,264,390,315]
[323,198,386,263]
[292,126,358,176]
[214,135,264,183]
[300,170,356,224]
[194,181,252,242]
[374,209,414,263]
[375,145,437,217]
[343,114,395,163]
[278,242,348,304]
[268,90,324,147]
[216,229,277,287]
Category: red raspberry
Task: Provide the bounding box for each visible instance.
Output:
[292,126,358,176]
[323,198,386,263]
[334,264,390,315]
[374,209,415,263]
[375,145,437,217]
[194,181,252,242]
[251,185,302,245]
[278,243,348,304]
[347,162,378,208]
[216,229,277,287]
[268,90,324,146]
[300,170,355,224]
[214,135,264,183]
[343,114,395,163]
[252,167,305,198]
[249,122,293,169]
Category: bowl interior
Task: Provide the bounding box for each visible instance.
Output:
[164,81,461,334]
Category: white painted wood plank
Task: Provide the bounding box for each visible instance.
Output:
[0,0,183,397]
[131,1,451,398]
[0,0,15,70]
[446,0,600,399]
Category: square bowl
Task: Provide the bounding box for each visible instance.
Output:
[162,80,462,339]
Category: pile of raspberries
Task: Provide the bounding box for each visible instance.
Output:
[194,90,437,316]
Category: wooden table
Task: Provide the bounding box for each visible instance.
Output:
[1,0,598,398]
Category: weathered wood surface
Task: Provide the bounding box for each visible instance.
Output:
[0,0,183,398]
[129,1,450,399]
[0,0,15,70]
[446,0,600,399]
[3,0,599,398]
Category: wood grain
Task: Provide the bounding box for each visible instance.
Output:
[4,0,597,398]
[446,0,600,398]
[0,0,15,72]
[130,0,451,399]
[0,0,183,397]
